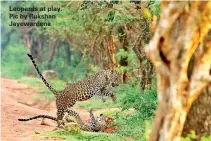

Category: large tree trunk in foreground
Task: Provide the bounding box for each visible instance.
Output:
[146,1,211,141]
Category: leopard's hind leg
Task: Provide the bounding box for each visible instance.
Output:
[56,102,76,128]
[56,108,66,128]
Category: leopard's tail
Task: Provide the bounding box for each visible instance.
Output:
[18,115,57,121]
[27,54,59,95]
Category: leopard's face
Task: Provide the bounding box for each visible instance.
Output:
[96,114,113,126]
[106,70,121,87]
[96,114,106,125]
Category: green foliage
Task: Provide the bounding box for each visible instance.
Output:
[116,49,128,61]
[120,85,157,118]
[149,1,161,16]
[88,64,100,73]
[110,83,156,140]
[116,48,140,74]
[112,108,154,141]
[2,44,29,79]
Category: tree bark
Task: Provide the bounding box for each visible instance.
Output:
[106,25,117,70]
[183,84,211,139]
[133,32,154,91]
[146,2,211,141]
[106,35,117,69]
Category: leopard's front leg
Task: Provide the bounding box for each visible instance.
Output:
[95,84,116,103]
[94,88,106,103]
[101,84,117,102]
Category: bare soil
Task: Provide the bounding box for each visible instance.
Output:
[1,78,117,141]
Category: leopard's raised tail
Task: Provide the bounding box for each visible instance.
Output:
[27,54,60,95]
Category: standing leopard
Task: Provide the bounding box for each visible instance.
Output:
[19,54,120,127]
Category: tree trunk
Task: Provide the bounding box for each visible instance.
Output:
[146,2,211,141]
[106,35,117,69]
[118,26,129,83]
[133,33,154,91]
[64,41,71,66]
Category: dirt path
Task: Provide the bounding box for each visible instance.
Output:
[1,78,119,141]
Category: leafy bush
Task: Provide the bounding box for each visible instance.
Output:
[111,82,157,140]
[117,81,157,118]
[116,48,140,74]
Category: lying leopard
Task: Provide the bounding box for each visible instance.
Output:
[19,109,107,132]
[63,109,107,132]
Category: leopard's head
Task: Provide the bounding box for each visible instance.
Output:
[96,114,114,125]
[106,70,121,87]
[96,114,106,125]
